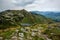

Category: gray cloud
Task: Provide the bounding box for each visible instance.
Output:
[0,0,35,11]
[25,0,60,11]
[13,0,35,6]
[0,0,60,11]
[0,0,15,11]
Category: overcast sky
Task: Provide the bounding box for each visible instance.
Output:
[0,0,60,11]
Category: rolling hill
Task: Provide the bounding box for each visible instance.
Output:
[31,11,60,22]
[0,9,54,29]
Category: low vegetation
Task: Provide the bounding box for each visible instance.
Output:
[0,9,60,40]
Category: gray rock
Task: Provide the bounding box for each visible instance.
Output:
[11,36,17,40]
[0,37,3,40]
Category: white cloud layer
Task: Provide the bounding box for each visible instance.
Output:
[0,0,60,11]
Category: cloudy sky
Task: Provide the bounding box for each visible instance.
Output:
[0,0,60,11]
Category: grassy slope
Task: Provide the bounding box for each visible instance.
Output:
[0,9,54,29]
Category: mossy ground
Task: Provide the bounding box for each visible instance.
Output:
[0,23,60,40]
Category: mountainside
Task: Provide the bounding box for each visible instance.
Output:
[31,11,60,22]
[0,9,53,29]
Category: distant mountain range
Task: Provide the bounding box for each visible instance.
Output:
[31,11,60,22]
[0,9,54,29]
